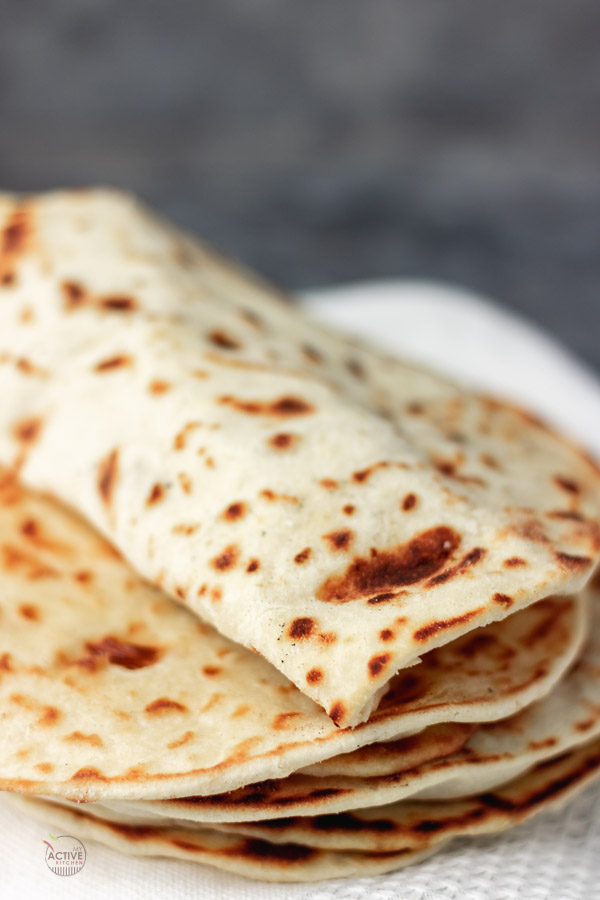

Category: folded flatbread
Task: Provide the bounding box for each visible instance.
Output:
[0,190,599,725]
[0,478,584,801]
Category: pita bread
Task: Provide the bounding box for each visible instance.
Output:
[0,479,584,801]
[0,190,599,725]
[8,735,600,882]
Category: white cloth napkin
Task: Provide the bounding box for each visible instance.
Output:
[4,281,600,900]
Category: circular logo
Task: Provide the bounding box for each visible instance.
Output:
[44,834,86,876]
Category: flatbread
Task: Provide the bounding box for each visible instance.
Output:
[0,478,585,801]
[0,190,599,725]
[8,736,600,882]
[300,722,478,778]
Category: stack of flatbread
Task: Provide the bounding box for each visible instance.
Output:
[1,190,600,882]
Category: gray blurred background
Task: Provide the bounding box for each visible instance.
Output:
[1,1,599,368]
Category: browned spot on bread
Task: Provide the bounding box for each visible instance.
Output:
[368,592,397,605]
[167,730,194,749]
[329,702,346,725]
[15,356,45,377]
[342,504,355,515]
[294,547,311,564]
[413,607,483,641]
[529,737,558,750]
[0,653,12,671]
[20,517,68,553]
[555,551,591,569]
[504,557,526,568]
[346,358,364,378]
[369,653,391,677]
[318,631,336,644]
[1,206,32,282]
[232,704,251,719]
[149,379,171,394]
[457,632,499,659]
[177,472,193,494]
[2,544,58,580]
[94,355,131,372]
[222,501,246,521]
[97,449,119,508]
[211,545,239,571]
[427,547,486,587]
[380,628,394,641]
[323,529,353,552]
[246,559,260,573]
[317,526,461,603]
[306,668,323,683]
[515,519,550,544]
[575,718,596,732]
[173,421,201,451]
[211,587,222,602]
[301,344,323,363]
[480,453,500,469]
[288,617,315,639]
[548,510,585,521]
[100,295,138,312]
[145,697,187,714]
[239,308,263,329]
[81,636,160,670]
[202,665,221,676]
[146,483,165,506]
[434,460,454,477]
[273,712,302,730]
[200,692,223,713]
[39,705,60,726]
[320,478,338,490]
[208,329,241,350]
[219,395,314,417]
[103,822,155,840]
[64,731,103,747]
[493,592,514,607]
[61,280,87,310]
[402,493,417,511]
[260,489,298,503]
[18,603,39,621]
[34,762,53,773]
[172,523,199,536]
[70,767,108,781]
[13,417,43,445]
[238,838,316,864]
[555,475,580,494]
[174,585,187,600]
[268,433,299,450]
[74,569,93,583]
[434,459,486,486]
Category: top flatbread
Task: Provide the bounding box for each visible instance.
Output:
[0,189,599,725]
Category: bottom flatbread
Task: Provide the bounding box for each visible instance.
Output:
[7,735,600,882]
